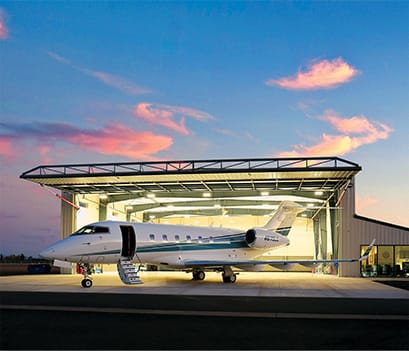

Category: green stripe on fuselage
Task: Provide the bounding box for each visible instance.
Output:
[137,232,247,253]
[137,240,248,253]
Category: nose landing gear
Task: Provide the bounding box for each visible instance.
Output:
[78,263,94,288]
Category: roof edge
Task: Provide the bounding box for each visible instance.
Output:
[20,156,362,179]
[354,214,409,231]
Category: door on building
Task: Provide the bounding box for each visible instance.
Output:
[120,225,136,258]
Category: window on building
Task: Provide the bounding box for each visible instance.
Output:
[162,234,168,241]
[149,234,155,241]
[360,245,409,277]
[175,235,180,241]
[186,235,191,241]
[395,246,409,276]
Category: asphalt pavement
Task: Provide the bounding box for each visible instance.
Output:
[1,291,408,350]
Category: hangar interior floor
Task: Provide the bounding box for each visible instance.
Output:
[1,271,408,298]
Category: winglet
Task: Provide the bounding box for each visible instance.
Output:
[359,239,376,261]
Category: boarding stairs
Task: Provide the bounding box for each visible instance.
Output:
[117,257,143,285]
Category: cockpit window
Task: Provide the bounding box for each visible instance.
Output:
[71,225,110,235]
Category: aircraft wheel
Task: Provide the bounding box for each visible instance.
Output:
[197,271,205,280]
[193,271,205,280]
[81,278,93,288]
[222,273,236,283]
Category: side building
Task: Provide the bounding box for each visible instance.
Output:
[339,182,409,277]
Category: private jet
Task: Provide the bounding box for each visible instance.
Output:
[40,201,375,287]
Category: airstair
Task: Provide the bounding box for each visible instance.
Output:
[117,257,143,285]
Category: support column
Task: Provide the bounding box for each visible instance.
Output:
[99,199,107,221]
[319,211,327,260]
[60,191,76,240]
[313,217,320,259]
[326,202,333,258]
[60,191,76,274]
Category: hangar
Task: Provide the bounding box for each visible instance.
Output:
[20,156,409,277]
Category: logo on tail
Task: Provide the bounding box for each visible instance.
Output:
[264,201,304,235]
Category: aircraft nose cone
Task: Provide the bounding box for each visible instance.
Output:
[39,246,55,260]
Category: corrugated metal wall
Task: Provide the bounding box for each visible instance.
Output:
[339,177,409,277]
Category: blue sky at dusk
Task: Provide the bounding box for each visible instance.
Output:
[0,1,408,256]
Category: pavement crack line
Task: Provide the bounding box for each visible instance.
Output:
[1,304,407,320]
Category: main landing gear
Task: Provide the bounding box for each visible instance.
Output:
[222,273,237,283]
[192,270,206,281]
[222,266,237,283]
[78,263,94,288]
[191,267,237,283]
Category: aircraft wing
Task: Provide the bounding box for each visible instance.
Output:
[184,239,376,269]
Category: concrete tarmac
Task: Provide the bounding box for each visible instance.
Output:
[1,271,409,298]
[1,272,408,349]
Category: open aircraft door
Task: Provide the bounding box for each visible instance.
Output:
[120,225,136,259]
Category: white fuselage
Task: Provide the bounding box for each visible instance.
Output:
[40,220,290,268]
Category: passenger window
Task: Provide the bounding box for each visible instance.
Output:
[186,235,191,241]
[149,234,155,241]
[175,235,180,241]
[162,234,168,241]
[198,236,202,241]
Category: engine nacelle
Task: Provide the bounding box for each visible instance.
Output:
[245,228,286,249]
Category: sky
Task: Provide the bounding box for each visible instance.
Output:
[0,1,408,256]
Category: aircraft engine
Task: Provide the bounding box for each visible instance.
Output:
[245,229,282,249]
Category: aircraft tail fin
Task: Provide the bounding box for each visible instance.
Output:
[263,201,304,235]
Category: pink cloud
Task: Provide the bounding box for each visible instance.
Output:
[320,110,392,142]
[0,9,8,40]
[278,111,393,157]
[66,122,172,159]
[159,104,215,122]
[356,196,379,212]
[134,102,214,135]
[0,121,173,162]
[0,136,17,163]
[36,144,53,164]
[266,58,359,90]
[47,51,150,95]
